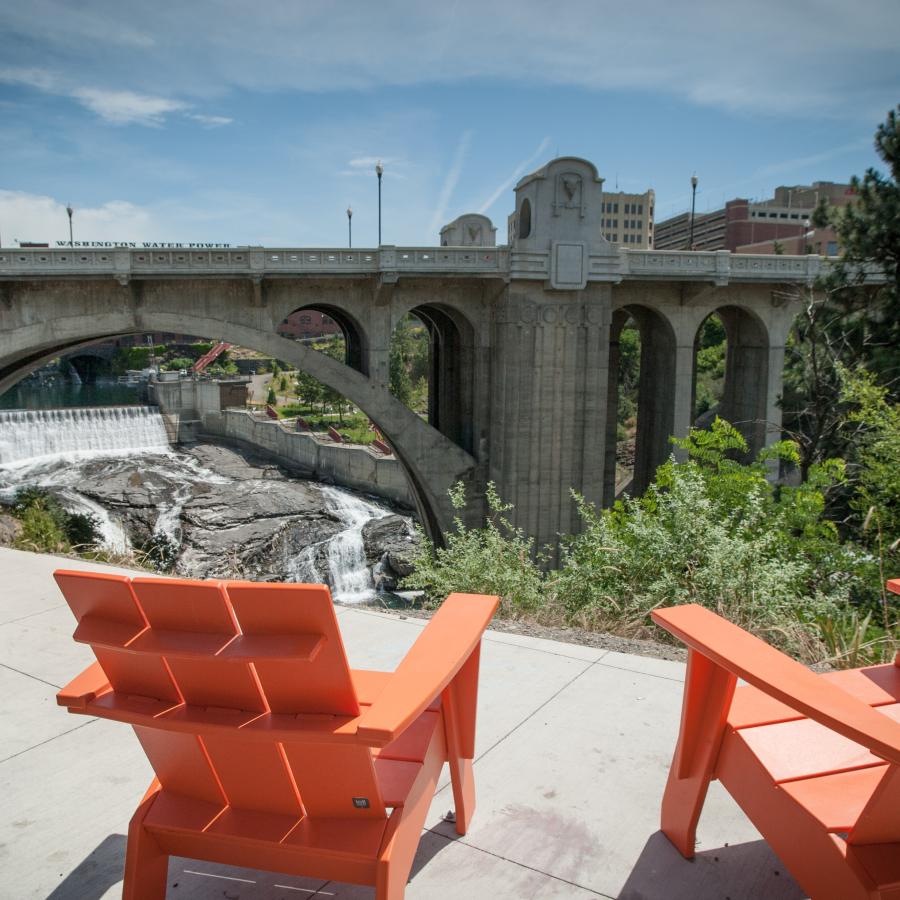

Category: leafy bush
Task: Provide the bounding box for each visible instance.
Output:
[205,361,239,377]
[403,419,892,665]
[401,482,547,613]
[390,315,429,412]
[111,346,157,373]
[10,488,101,552]
[556,420,878,657]
[15,500,69,552]
[140,533,179,572]
[162,357,193,372]
[840,367,900,550]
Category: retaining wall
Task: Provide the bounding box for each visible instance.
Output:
[201,409,415,508]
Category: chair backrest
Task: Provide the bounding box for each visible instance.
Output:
[55,570,390,824]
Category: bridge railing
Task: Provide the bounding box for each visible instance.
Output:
[0,245,884,285]
[0,245,509,278]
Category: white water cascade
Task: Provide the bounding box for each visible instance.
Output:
[0,406,170,467]
[289,485,391,604]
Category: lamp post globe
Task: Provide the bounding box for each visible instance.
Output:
[347,205,353,249]
[66,204,74,248]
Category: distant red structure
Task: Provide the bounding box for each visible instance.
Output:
[191,342,231,373]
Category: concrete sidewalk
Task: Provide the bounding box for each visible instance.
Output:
[0,547,805,899]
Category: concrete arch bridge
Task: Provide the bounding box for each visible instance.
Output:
[0,158,863,555]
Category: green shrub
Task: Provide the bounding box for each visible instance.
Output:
[402,418,891,665]
[401,482,547,613]
[161,357,193,372]
[558,421,868,649]
[10,488,100,552]
[15,501,69,552]
[140,533,179,572]
[111,346,152,373]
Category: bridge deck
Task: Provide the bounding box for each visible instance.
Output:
[1,547,803,899]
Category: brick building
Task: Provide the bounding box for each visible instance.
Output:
[654,182,855,252]
[278,309,341,341]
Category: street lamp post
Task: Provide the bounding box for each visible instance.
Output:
[375,160,383,246]
[347,205,353,248]
[66,204,74,247]
[688,176,698,250]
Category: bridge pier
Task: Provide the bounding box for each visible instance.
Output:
[490,284,611,557]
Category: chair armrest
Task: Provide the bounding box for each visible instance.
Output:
[652,604,900,766]
[57,661,111,710]
[355,593,499,744]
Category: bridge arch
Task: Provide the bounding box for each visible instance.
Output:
[277,303,369,375]
[692,304,770,457]
[0,292,478,543]
[605,303,678,499]
[392,301,476,455]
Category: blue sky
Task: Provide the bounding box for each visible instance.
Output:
[1,0,897,248]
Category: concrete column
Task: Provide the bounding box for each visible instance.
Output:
[718,305,769,457]
[629,307,677,495]
[671,342,697,458]
[762,304,798,450]
[489,284,611,560]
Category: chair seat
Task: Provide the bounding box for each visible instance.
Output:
[727,663,900,730]
[779,765,889,832]
[735,703,900,782]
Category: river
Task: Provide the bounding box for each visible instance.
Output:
[0,405,419,603]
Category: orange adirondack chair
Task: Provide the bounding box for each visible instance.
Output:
[54,570,499,899]
[651,593,900,900]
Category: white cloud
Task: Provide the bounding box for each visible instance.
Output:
[341,156,407,177]
[71,88,187,126]
[755,139,872,178]
[0,67,59,92]
[0,67,228,128]
[2,1,897,119]
[185,113,234,128]
[0,191,158,245]
[428,130,473,234]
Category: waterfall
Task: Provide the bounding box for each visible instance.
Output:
[154,483,192,547]
[290,485,390,604]
[0,406,170,467]
[56,488,129,554]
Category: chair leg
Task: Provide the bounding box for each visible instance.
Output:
[123,785,168,900]
[443,681,476,835]
[376,723,448,899]
[447,755,476,836]
[375,866,407,900]
[660,650,736,858]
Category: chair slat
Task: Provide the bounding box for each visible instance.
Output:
[133,725,225,806]
[283,742,386,819]
[225,582,359,716]
[131,578,265,714]
[55,571,179,703]
[202,735,304,818]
